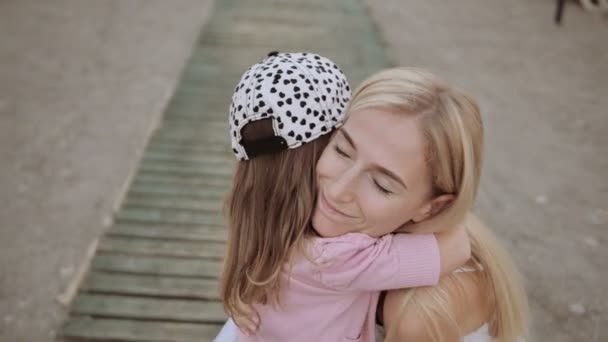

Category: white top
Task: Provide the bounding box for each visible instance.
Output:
[464,324,493,342]
[214,319,493,342]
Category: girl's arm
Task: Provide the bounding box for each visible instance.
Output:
[319,225,470,291]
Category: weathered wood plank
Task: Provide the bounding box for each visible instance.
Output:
[148,132,228,145]
[98,236,225,259]
[139,159,233,178]
[133,172,231,186]
[140,158,233,175]
[83,272,220,300]
[132,173,232,187]
[215,0,359,12]
[143,150,234,165]
[109,223,226,242]
[147,140,231,155]
[123,193,225,212]
[153,129,228,143]
[188,45,384,72]
[71,294,226,323]
[92,254,221,278]
[205,9,367,31]
[63,317,222,342]
[199,28,378,51]
[129,181,229,199]
[116,206,224,226]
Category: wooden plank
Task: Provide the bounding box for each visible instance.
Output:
[164,90,236,109]
[128,185,227,202]
[139,160,233,177]
[148,132,227,145]
[199,27,378,50]
[162,117,228,129]
[214,0,358,12]
[98,236,225,259]
[133,171,231,185]
[143,150,234,165]
[147,140,231,155]
[160,118,228,128]
[63,317,222,342]
[164,98,231,114]
[140,158,233,174]
[132,173,232,187]
[153,128,228,143]
[83,272,220,300]
[184,46,386,82]
[149,131,229,144]
[163,89,232,106]
[109,223,227,242]
[91,254,221,278]
[189,45,381,71]
[116,206,224,226]
[123,193,225,212]
[71,294,226,323]
[129,181,229,198]
[206,9,366,30]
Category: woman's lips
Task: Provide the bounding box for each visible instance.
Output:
[320,191,355,219]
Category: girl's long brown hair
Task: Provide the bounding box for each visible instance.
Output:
[220,119,331,319]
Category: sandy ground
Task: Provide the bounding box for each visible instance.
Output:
[0,0,606,341]
[0,1,213,341]
[366,0,607,340]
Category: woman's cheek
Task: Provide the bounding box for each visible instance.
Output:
[370,197,413,233]
[361,191,389,227]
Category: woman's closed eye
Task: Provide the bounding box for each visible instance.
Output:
[334,145,350,158]
[372,178,392,195]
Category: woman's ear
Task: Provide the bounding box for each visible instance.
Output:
[412,194,455,223]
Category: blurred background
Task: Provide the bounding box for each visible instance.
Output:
[0,0,606,341]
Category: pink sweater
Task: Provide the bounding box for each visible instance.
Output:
[239,232,440,342]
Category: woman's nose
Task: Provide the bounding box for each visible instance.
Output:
[326,167,357,203]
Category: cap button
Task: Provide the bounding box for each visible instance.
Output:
[267,51,279,57]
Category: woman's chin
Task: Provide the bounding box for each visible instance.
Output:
[311,211,345,238]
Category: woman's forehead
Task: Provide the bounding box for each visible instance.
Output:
[341,108,429,184]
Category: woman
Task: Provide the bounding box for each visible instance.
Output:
[219,67,528,341]
[314,68,528,341]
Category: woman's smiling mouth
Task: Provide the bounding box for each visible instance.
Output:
[319,190,356,219]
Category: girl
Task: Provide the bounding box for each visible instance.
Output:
[219,52,470,342]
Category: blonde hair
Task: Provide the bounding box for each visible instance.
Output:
[349,68,528,341]
[220,119,330,319]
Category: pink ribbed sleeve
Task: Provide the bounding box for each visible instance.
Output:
[316,233,440,291]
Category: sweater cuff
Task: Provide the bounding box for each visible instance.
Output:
[393,234,440,287]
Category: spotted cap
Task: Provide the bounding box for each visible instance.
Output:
[229,51,351,160]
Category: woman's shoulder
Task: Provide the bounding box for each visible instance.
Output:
[383,268,492,341]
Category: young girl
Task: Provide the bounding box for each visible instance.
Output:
[219,52,470,342]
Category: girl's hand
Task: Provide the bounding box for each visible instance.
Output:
[435,224,471,276]
[233,303,260,337]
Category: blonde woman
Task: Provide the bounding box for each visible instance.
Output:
[220,66,529,341]
[326,68,530,341]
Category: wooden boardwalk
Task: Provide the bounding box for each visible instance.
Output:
[61,0,389,341]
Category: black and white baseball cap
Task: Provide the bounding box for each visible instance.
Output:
[229,52,351,160]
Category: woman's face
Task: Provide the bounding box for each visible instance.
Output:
[312,107,436,238]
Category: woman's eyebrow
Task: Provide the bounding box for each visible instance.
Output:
[340,129,356,149]
[341,128,408,190]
